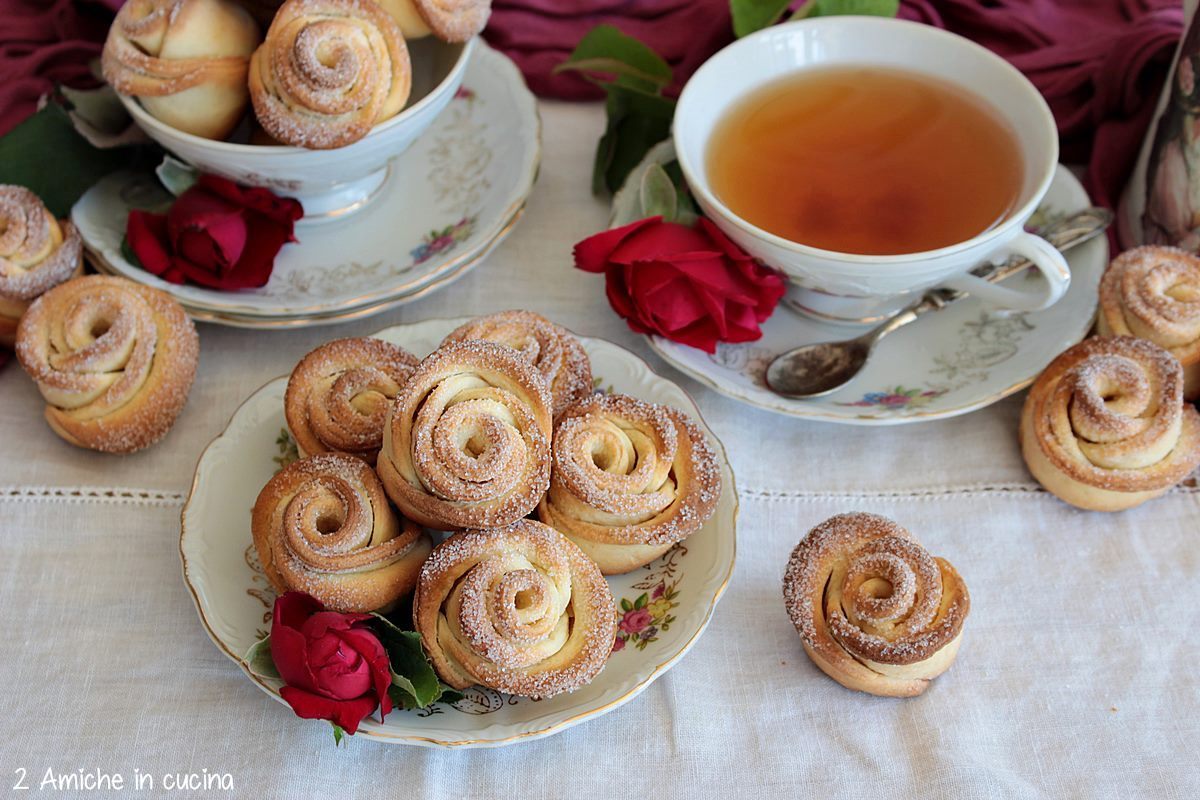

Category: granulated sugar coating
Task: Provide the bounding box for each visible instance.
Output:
[0,187,82,303]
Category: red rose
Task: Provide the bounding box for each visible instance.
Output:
[269,592,392,734]
[574,216,786,353]
[126,174,302,290]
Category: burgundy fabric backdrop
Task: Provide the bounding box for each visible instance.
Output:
[0,0,1185,216]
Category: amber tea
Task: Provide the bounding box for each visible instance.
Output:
[706,67,1024,256]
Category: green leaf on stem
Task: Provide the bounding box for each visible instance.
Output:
[369,613,453,710]
[331,724,345,746]
[639,163,679,222]
[555,24,672,93]
[791,0,899,19]
[243,636,280,681]
[731,0,792,37]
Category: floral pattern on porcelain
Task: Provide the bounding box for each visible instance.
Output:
[837,387,947,409]
[411,217,477,266]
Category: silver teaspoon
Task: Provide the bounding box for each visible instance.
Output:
[764,207,1114,399]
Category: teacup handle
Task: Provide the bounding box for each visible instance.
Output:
[939,232,1071,312]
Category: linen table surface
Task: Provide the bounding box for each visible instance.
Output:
[0,102,1195,799]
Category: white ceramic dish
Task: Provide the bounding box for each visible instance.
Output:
[75,43,539,327]
[644,166,1108,425]
[120,37,474,220]
[674,17,1067,321]
[180,318,738,748]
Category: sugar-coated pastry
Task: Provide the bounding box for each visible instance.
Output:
[249,0,412,149]
[284,337,419,461]
[1097,246,1200,400]
[1020,336,1200,511]
[0,186,83,347]
[377,340,553,530]
[782,513,970,698]
[252,453,432,612]
[442,310,592,418]
[413,520,617,697]
[373,0,490,43]
[537,393,720,574]
[102,0,260,140]
[15,276,199,453]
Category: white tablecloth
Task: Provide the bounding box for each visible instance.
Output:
[1,101,1196,799]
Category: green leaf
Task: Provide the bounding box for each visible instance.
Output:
[0,103,139,218]
[731,0,792,37]
[369,613,444,709]
[556,25,672,93]
[595,84,674,194]
[243,636,280,681]
[792,0,899,19]
[639,163,678,222]
[634,593,649,610]
[331,724,345,746]
[620,598,633,612]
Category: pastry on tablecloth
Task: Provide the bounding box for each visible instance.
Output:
[413,519,616,697]
[1020,335,1200,511]
[0,186,83,347]
[782,512,970,698]
[15,275,199,453]
[441,310,592,418]
[285,337,419,462]
[102,0,261,140]
[1097,246,1200,401]
[377,339,552,530]
[249,0,412,149]
[253,453,432,612]
[373,0,490,43]
[537,393,720,574]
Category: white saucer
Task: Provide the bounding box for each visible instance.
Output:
[645,165,1108,425]
[73,43,539,328]
[180,318,737,748]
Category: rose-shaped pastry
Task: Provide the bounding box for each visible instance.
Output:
[253,454,432,612]
[378,340,553,530]
[373,0,491,43]
[413,520,617,697]
[285,338,419,461]
[538,393,720,574]
[442,310,592,418]
[269,592,393,733]
[125,175,303,290]
[0,186,84,346]
[782,513,970,698]
[574,216,786,353]
[1097,246,1200,400]
[102,0,260,140]
[249,0,412,149]
[1020,336,1200,511]
[15,276,199,453]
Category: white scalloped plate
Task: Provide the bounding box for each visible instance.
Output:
[74,43,539,327]
[180,317,738,748]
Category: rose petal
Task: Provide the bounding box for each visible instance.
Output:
[274,593,324,630]
[573,217,662,273]
[218,211,293,289]
[340,627,394,722]
[125,211,173,276]
[278,686,378,734]
[697,217,753,262]
[199,174,304,231]
[607,221,717,264]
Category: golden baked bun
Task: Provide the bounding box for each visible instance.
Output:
[538,393,720,574]
[377,340,553,530]
[373,0,491,43]
[783,513,970,698]
[1020,336,1200,511]
[413,520,617,697]
[249,0,412,149]
[15,276,199,453]
[284,337,419,461]
[252,453,432,612]
[442,310,592,418]
[1097,246,1200,400]
[0,186,84,347]
[102,0,260,140]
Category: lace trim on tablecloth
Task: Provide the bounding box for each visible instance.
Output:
[0,486,186,506]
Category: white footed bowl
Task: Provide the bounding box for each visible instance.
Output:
[119,37,474,221]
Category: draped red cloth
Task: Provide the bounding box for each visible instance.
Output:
[0,0,1185,216]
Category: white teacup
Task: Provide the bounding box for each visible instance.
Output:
[674,17,1068,323]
